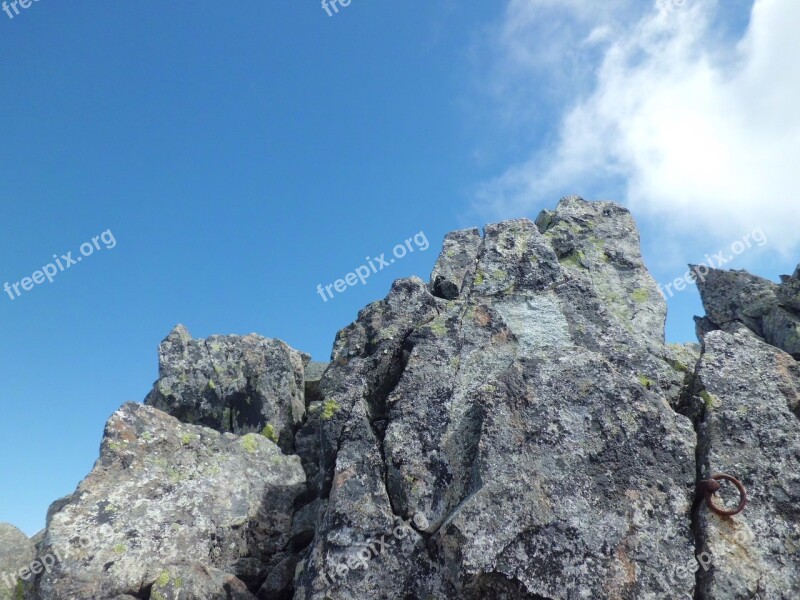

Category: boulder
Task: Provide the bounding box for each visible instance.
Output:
[0,523,35,600]
[35,403,305,600]
[145,325,309,451]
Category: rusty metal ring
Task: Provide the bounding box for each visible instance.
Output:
[699,473,748,517]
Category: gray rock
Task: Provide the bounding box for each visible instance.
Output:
[148,562,257,600]
[28,195,800,600]
[538,196,667,346]
[694,266,800,358]
[0,523,35,600]
[29,530,45,556]
[303,361,328,405]
[429,228,482,300]
[145,325,309,451]
[777,268,800,312]
[692,267,779,338]
[36,402,305,600]
[694,328,800,599]
[294,197,697,599]
[763,307,800,358]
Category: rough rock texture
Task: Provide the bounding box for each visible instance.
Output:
[0,524,35,600]
[693,327,800,599]
[694,267,800,358]
[293,197,698,599]
[145,325,310,451]
[35,402,305,600]
[17,196,800,599]
[429,228,482,300]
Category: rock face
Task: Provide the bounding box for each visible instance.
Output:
[35,403,305,600]
[0,523,35,600]
[145,325,309,451]
[18,196,800,599]
[694,266,800,358]
[294,197,698,599]
[693,327,800,599]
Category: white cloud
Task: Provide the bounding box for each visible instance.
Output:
[475,0,800,256]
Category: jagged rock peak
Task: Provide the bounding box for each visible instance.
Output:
[692,265,800,358]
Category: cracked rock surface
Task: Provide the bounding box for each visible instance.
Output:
[691,327,800,599]
[294,197,698,599]
[145,325,309,451]
[35,403,305,600]
[18,196,800,599]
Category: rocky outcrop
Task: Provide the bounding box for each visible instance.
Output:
[0,524,35,600]
[144,326,309,451]
[16,196,800,599]
[35,403,305,600]
[693,266,800,358]
[293,197,698,599]
[691,327,800,599]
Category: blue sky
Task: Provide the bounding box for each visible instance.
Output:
[1,0,796,536]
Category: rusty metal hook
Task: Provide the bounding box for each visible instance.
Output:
[697,473,748,517]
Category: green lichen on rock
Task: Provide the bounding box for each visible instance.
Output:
[206,379,216,391]
[637,374,654,389]
[241,433,259,454]
[632,288,650,303]
[699,390,721,409]
[180,433,193,445]
[474,270,485,285]
[261,423,279,443]
[321,399,341,420]
[113,543,126,554]
[429,316,448,337]
[559,250,586,269]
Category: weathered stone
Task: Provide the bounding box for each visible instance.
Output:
[148,562,257,600]
[539,196,667,346]
[692,267,778,337]
[777,268,800,312]
[694,328,800,599]
[429,228,482,300]
[0,523,35,600]
[25,195,800,600]
[303,361,328,405]
[763,306,800,358]
[36,403,305,600]
[145,325,309,451]
[294,197,697,599]
[694,266,800,358]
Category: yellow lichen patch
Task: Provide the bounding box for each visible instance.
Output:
[241,434,259,454]
[321,399,341,420]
